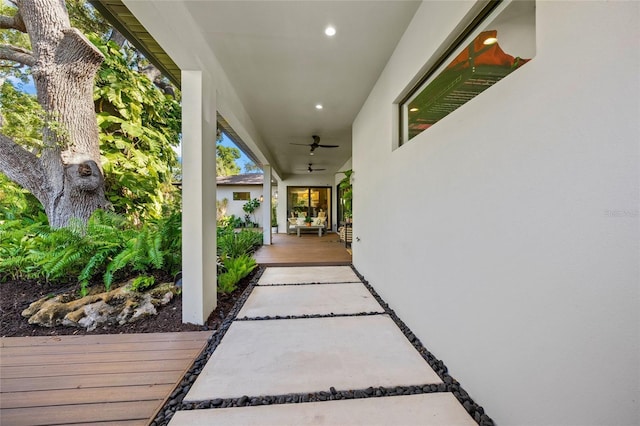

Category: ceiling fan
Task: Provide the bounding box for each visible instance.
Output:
[291,135,339,155]
[297,163,326,173]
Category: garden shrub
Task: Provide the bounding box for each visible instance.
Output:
[217,255,257,294]
[0,209,182,296]
[217,227,263,259]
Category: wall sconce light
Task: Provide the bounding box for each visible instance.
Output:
[259,195,264,203]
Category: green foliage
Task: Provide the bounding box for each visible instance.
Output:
[218,214,244,229]
[243,162,262,173]
[0,3,31,82]
[66,0,112,38]
[0,173,44,222]
[242,198,261,226]
[339,169,353,219]
[0,210,182,296]
[130,275,156,292]
[216,143,241,177]
[271,201,278,227]
[92,35,181,221]
[0,82,44,151]
[217,228,263,259]
[242,198,261,215]
[217,255,257,294]
[1,2,181,225]
[25,211,131,294]
[216,197,229,221]
[100,211,181,291]
[0,39,182,224]
[0,217,49,281]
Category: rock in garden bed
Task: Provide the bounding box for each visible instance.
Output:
[22,280,180,331]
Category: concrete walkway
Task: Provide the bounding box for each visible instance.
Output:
[168,266,484,425]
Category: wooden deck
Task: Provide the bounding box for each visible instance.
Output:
[255,232,352,266]
[0,331,212,426]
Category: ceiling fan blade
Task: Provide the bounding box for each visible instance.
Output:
[317,144,339,148]
[290,143,311,146]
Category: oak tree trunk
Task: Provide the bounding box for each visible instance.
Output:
[0,0,108,228]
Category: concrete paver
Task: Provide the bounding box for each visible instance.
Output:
[168,265,483,425]
[258,266,360,285]
[169,393,476,426]
[237,283,384,318]
[184,315,442,401]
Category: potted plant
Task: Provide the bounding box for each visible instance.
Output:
[242,198,261,228]
[339,169,353,223]
[271,201,278,232]
[304,216,313,226]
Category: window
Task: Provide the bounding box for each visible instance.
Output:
[400,0,535,145]
[287,186,331,224]
[233,192,250,201]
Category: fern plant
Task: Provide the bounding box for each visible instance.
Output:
[217,255,257,294]
[0,209,182,296]
[217,228,263,258]
[0,218,49,281]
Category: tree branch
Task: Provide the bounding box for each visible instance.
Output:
[54,28,104,75]
[0,11,27,32]
[0,44,35,67]
[0,133,49,204]
[140,64,175,96]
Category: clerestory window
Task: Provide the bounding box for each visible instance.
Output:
[399,0,536,145]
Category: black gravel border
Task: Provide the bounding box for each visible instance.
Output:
[150,265,494,426]
[348,266,495,425]
[236,311,383,321]
[150,266,265,426]
[253,281,362,286]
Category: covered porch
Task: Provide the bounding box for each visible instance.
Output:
[253,233,351,267]
[92,1,640,425]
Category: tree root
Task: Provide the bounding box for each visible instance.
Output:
[22,280,179,331]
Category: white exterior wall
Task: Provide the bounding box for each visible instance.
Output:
[352,2,639,425]
[217,185,264,225]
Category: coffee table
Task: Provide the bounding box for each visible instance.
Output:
[296,225,324,237]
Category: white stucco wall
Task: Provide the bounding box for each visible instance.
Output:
[217,185,264,225]
[352,1,639,425]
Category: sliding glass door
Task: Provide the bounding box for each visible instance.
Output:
[287,186,331,227]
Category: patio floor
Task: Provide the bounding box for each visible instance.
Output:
[0,331,212,426]
[254,232,351,266]
[167,266,484,425]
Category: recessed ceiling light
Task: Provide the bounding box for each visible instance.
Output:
[324,26,336,37]
[483,37,498,45]
[315,104,323,110]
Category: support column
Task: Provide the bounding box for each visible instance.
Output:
[263,165,272,245]
[181,70,217,324]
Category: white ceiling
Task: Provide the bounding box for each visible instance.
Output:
[133,1,422,178]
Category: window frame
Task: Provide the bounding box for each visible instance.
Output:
[398,0,535,145]
[232,191,251,201]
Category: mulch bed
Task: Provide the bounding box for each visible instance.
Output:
[0,272,254,337]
